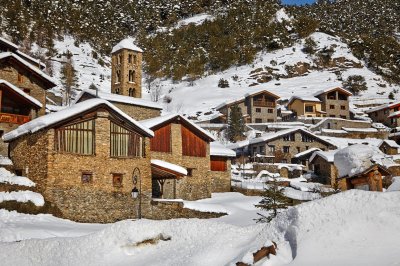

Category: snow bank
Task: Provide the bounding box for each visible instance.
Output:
[0,191,44,206]
[210,142,236,157]
[387,176,400,192]
[151,159,187,176]
[0,168,35,187]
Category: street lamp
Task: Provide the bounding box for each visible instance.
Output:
[132,167,142,219]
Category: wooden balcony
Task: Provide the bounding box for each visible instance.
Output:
[0,113,30,125]
[253,100,276,107]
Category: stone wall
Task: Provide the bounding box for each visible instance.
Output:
[147,200,226,220]
[0,60,48,115]
[310,156,337,186]
[210,159,232,193]
[320,130,388,139]
[151,122,212,201]
[113,102,160,120]
[310,118,371,131]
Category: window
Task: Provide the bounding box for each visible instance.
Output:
[128,54,133,63]
[255,108,261,113]
[23,88,31,94]
[330,115,336,118]
[281,159,288,163]
[129,70,135,82]
[267,119,274,122]
[330,105,335,109]
[129,88,135,97]
[110,122,142,157]
[81,172,93,183]
[340,115,346,119]
[255,118,262,123]
[112,173,123,187]
[115,88,120,94]
[268,109,273,114]
[297,147,301,153]
[259,146,265,154]
[252,146,257,155]
[118,54,122,64]
[305,105,314,113]
[340,105,346,110]
[269,145,275,152]
[17,72,24,83]
[301,133,314,143]
[187,168,194,176]
[116,70,121,83]
[55,120,95,155]
[283,133,295,141]
[210,157,227,172]
[283,146,290,153]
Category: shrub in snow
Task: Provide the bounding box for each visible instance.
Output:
[218,78,229,88]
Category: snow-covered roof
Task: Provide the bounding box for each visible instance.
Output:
[313,87,353,97]
[0,52,56,87]
[210,142,236,157]
[0,36,18,50]
[0,79,42,108]
[288,95,321,105]
[334,144,397,178]
[215,89,280,110]
[341,127,378,133]
[151,159,187,176]
[74,89,162,110]
[294,148,321,158]
[3,99,154,142]
[15,50,46,68]
[140,113,215,141]
[379,140,400,149]
[365,100,400,114]
[310,150,338,163]
[111,38,143,54]
[249,127,335,147]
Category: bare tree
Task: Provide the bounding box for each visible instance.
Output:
[149,79,162,102]
[61,53,78,106]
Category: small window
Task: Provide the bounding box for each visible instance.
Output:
[255,108,261,113]
[81,172,93,183]
[129,70,135,82]
[187,168,194,176]
[18,73,24,83]
[340,115,346,119]
[341,105,346,110]
[255,118,262,123]
[116,70,121,83]
[269,145,275,152]
[15,169,23,176]
[330,105,335,109]
[115,88,120,94]
[128,54,133,63]
[112,173,123,187]
[305,105,314,113]
[330,115,336,118]
[118,54,122,64]
[129,88,135,97]
[283,146,290,153]
[268,109,273,114]
[23,88,31,94]
[281,159,288,163]
[297,147,301,153]
[267,119,274,122]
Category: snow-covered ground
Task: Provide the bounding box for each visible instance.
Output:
[1,190,399,265]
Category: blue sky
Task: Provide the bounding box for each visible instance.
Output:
[282,0,316,5]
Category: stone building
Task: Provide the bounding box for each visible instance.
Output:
[365,100,400,128]
[0,52,56,116]
[0,79,42,155]
[215,89,280,123]
[287,96,325,118]
[74,88,162,120]
[111,38,143,98]
[378,140,400,155]
[336,165,388,192]
[248,127,337,163]
[141,114,216,201]
[209,142,236,193]
[309,150,338,186]
[4,99,154,223]
[313,87,352,119]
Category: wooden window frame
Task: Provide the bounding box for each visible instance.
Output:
[110,120,142,158]
[55,119,95,155]
[112,173,123,187]
[81,171,93,184]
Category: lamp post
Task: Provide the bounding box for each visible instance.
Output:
[132,167,142,219]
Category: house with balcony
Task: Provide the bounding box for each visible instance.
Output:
[365,100,400,128]
[215,89,280,123]
[0,79,42,155]
[313,87,352,119]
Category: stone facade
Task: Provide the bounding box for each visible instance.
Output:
[314,88,351,119]
[111,49,142,98]
[0,59,49,116]
[310,118,371,131]
[210,158,232,193]
[338,165,384,192]
[310,155,337,186]
[217,90,279,123]
[249,130,336,164]
[151,122,212,201]
[8,110,153,223]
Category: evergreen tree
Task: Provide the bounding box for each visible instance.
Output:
[256,178,292,223]
[302,37,317,55]
[389,91,395,100]
[226,105,245,142]
[343,75,367,95]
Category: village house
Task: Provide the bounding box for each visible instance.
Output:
[378,140,400,155]
[0,52,56,116]
[140,114,216,201]
[209,141,236,193]
[248,127,337,164]
[111,38,143,98]
[313,87,352,119]
[309,150,338,186]
[74,88,162,120]
[365,100,400,128]
[292,147,321,170]
[214,89,280,123]
[4,99,154,223]
[0,79,42,155]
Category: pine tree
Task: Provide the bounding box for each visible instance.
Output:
[226,105,245,142]
[256,178,292,223]
[343,75,367,95]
